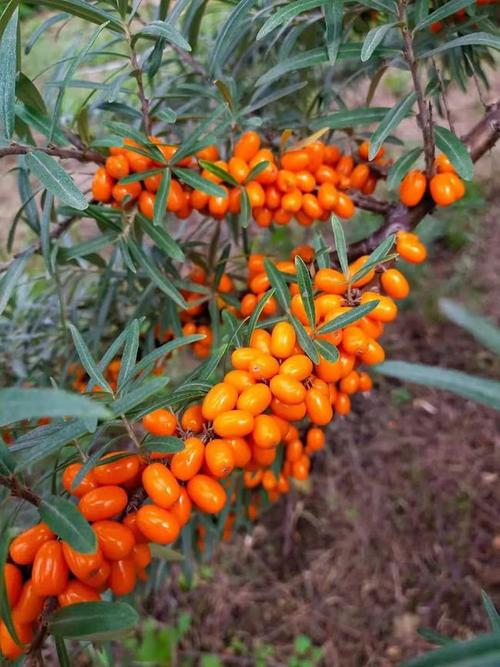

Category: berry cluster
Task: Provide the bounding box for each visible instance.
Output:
[91,133,388,226]
[400,155,466,208]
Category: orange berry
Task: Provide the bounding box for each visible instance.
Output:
[62,540,103,580]
[306,427,325,452]
[317,182,339,210]
[252,414,282,448]
[248,353,280,380]
[269,375,306,406]
[305,388,333,425]
[342,326,369,355]
[400,170,427,207]
[205,439,235,478]
[314,268,347,295]
[196,145,219,162]
[142,463,180,509]
[435,154,455,173]
[92,167,114,202]
[224,369,255,393]
[236,383,272,416]
[212,410,254,438]
[92,521,135,561]
[304,141,325,171]
[295,171,316,193]
[358,371,373,392]
[350,163,370,190]
[170,437,205,481]
[226,437,252,467]
[78,486,128,522]
[187,475,227,513]
[143,409,177,436]
[360,292,398,322]
[234,131,261,162]
[136,504,180,544]
[105,155,129,180]
[281,188,303,212]
[0,619,32,660]
[112,180,142,204]
[360,338,385,365]
[336,155,354,176]
[339,370,360,395]
[202,382,238,421]
[3,564,22,607]
[11,580,44,624]
[271,398,307,421]
[109,558,136,596]
[270,322,296,359]
[170,488,192,527]
[228,156,250,184]
[9,523,55,565]
[334,192,355,219]
[93,452,141,486]
[58,580,100,607]
[281,150,309,172]
[32,540,69,596]
[335,391,351,416]
[279,354,313,381]
[380,268,410,299]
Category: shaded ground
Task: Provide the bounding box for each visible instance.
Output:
[146,203,500,667]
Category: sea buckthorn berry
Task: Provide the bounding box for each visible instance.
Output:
[105,155,129,180]
[335,392,351,416]
[396,235,427,264]
[350,163,370,190]
[0,619,33,660]
[248,353,280,380]
[291,245,315,263]
[342,326,369,355]
[167,179,185,212]
[202,382,238,420]
[269,375,306,406]
[253,414,282,449]
[358,371,373,392]
[142,463,181,508]
[429,172,463,206]
[314,294,343,318]
[110,558,136,597]
[112,180,142,204]
[240,293,258,316]
[234,131,261,162]
[4,564,22,607]
[339,370,360,395]
[273,207,292,225]
[336,155,354,176]
[249,272,271,294]
[171,437,205,481]
[228,156,250,184]
[181,404,204,433]
[362,173,378,195]
[290,293,310,325]
[286,439,303,462]
[9,523,55,565]
[191,188,209,210]
[262,470,278,492]
[281,150,309,172]
[270,322,296,359]
[224,370,255,393]
[196,145,219,162]
[314,268,347,295]
[381,268,410,299]
[62,541,103,580]
[400,170,427,207]
[271,398,307,422]
[187,475,227,514]
[276,169,297,193]
[435,154,455,173]
[305,141,325,170]
[213,410,254,438]
[143,408,177,436]
[334,192,355,219]
[358,141,384,162]
[302,193,324,220]
[92,521,135,561]
[231,347,259,370]
[315,356,342,383]
[58,581,100,607]
[205,439,235,478]
[11,580,44,624]
[138,190,155,218]
[81,560,111,590]
[360,292,398,322]
[250,328,272,355]
[317,182,339,210]
[170,488,192,527]
[93,452,141,486]
[292,457,310,481]
[78,486,128,522]
[254,207,273,227]
[306,427,325,452]
[237,383,272,416]
[131,543,151,570]
[244,470,263,489]
[246,181,266,207]
[279,354,313,381]
[136,505,180,544]
[248,254,265,275]
[305,388,334,425]
[295,171,316,192]
[226,437,252,467]
[92,167,114,202]
[32,540,69,596]
[361,338,386,365]
[62,463,98,498]
[208,186,229,217]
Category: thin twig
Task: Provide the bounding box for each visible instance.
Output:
[433,59,455,133]
[0,142,105,163]
[127,30,152,135]
[25,597,58,667]
[398,0,435,177]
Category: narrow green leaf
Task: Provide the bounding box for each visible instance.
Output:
[317,301,379,335]
[294,256,315,329]
[257,0,323,40]
[264,259,290,311]
[481,591,500,634]
[401,633,500,667]
[173,167,226,197]
[49,602,139,640]
[16,73,47,115]
[128,241,187,308]
[434,125,474,181]
[387,147,423,191]
[68,323,113,393]
[134,334,205,376]
[25,152,88,210]
[245,160,270,183]
[361,22,398,62]
[0,8,18,140]
[244,83,306,115]
[375,361,500,411]
[311,107,391,131]
[349,234,396,285]
[239,188,251,229]
[439,299,500,356]
[153,167,171,227]
[111,376,170,415]
[137,20,192,51]
[313,231,330,269]
[245,289,276,344]
[55,637,71,667]
[210,0,258,74]
[60,231,119,261]
[0,389,110,427]
[418,33,500,60]
[369,91,417,160]
[142,436,184,454]
[12,419,90,471]
[413,0,475,33]
[157,107,177,123]
[137,213,184,262]
[0,437,15,476]
[39,496,97,554]
[324,0,343,64]
[414,0,430,25]
[119,168,164,185]
[117,320,140,391]
[23,0,124,33]
[198,160,239,187]
[40,192,54,273]
[0,253,30,317]
[291,316,320,364]
[315,339,339,363]
[0,0,19,42]
[417,627,453,646]
[331,215,349,279]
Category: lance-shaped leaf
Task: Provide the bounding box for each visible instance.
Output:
[137,20,191,51]
[331,215,349,278]
[324,0,343,64]
[317,301,380,335]
[25,152,88,210]
[361,22,398,62]
[291,316,319,364]
[0,253,30,317]
[264,259,290,311]
[315,339,339,363]
[173,168,226,197]
[368,91,417,160]
[210,0,258,74]
[439,299,500,356]
[0,7,18,140]
[413,0,475,33]
[49,601,139,640]
[245,290,276,344]
[39,496,97,554]
[349,234,396,285]
[387,147,423,191]
[142,436,185,454]
[418,33,500,60]
[257,0,324,40]
[68,324,113,393]
[294,256,316,329]
[153,167,171,227]
[434,125,474,181]
[128,241,187,309]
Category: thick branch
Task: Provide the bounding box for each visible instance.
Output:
[351,101,500,257]
[0,474,41,506]
[349,192,390,215]
[0,142,105,164]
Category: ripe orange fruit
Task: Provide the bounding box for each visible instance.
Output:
[142,408,177,436]
[269,375,306,405]
[92,167,114,202]
[32,540,69,596]
[234,131,261,162]
[429,172,464,206]
[170,437,205,481]
[279,354,313,381]
[281,150,309,172]
[350,164,370,190]
[92,521,135,561]
[205,439,235,478]
[360,338,385,365]
[380,268,410,299]
[270,322,296,359]
[105,155,129,179]
[136,504,180,544]
[202,382,238,420]
[11,580,44,624]
[131,543,151,570]
[62,540,103,580]
[58,581,100,607]
[187,475,227,513]
[306,427,325,452]
[93,452,141,486]
[252,414,282,448]
[78,486,128,522]
[248,353,280,380]
[360,292,398,322]
[181,404,204,433]
[305,388,333,425]
[0,619,33,660]
[170,488,192,527]
[226,437,252,467]
[236,383,272,415]
[400,170,427,207]
[228,157,250,184]
[342,326,369,355]
[212,410,254,438]
[109,558,136,596]
[314,268,347,295]
[9,523,54,565]
[396,232,427,264]
[142,463,181,509]
[335,192,355,219]
[62,463,98,498]
[224,369,255,393]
